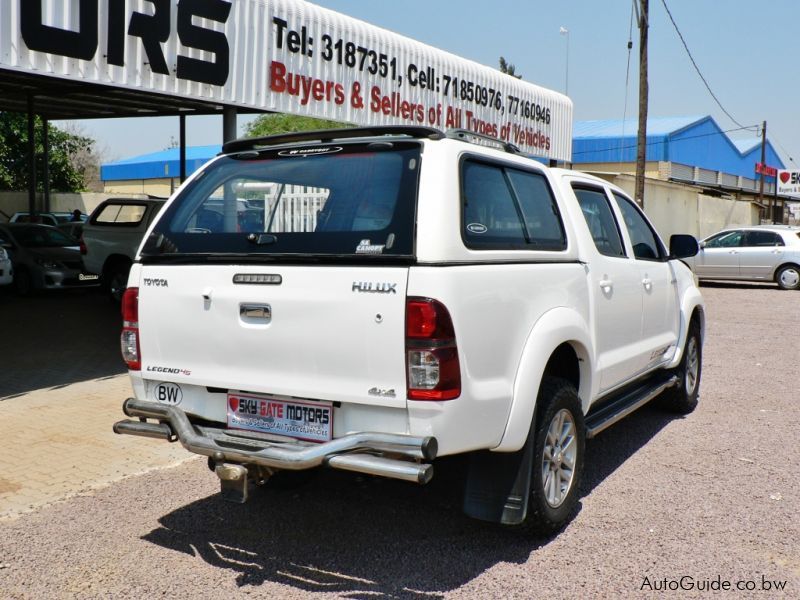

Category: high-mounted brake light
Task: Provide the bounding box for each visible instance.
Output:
[406,298,461,400]
[121,287,141,370]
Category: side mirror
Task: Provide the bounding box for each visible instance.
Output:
[699,240,707,249]
[669,234,699,259]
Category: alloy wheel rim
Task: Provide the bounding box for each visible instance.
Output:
[685,336,699,395]
[541,408,577,508]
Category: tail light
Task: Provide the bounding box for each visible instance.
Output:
[406,298,461,400]
[79,235,87,255]
[121,287,141,370]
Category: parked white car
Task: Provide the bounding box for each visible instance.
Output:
[113,127,705,534]
[81,198,166,301]
[684,225,800,290]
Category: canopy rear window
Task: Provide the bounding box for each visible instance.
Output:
[142,143,420,260]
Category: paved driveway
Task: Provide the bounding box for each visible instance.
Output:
[0,287,126,399]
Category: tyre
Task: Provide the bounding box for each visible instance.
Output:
[775,264,800,290]
[662,322,702,414]
[106,261,131,303]
[13,267,33,296]
[521,377,585,535]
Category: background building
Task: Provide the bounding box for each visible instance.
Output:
[101,145,221,197]
[572,115,792,237]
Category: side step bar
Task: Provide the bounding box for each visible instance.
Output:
[585,375,679,439]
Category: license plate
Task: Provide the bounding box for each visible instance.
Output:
[226,393,333,443]
[78,273,99,281]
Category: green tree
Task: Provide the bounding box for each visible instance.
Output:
[245,113,349,138]
[0,112,94,192]
[499,56,522,79]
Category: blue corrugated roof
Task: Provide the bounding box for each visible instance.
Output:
[573,115,707,139]
[101,145,221,181]
[572,115,784,178]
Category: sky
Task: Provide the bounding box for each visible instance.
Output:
[69,0,800,168]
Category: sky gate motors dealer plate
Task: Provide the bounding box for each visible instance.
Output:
[227,392,333,443]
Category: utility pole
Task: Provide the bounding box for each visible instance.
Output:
[634,0,649,208]
[757,120,767,222]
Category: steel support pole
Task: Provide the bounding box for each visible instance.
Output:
[42,117,50,213]
[179,114,187,184]
[223,107,237,143]
[27,95,37,217]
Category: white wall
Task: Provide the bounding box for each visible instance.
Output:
[588,173,758,241]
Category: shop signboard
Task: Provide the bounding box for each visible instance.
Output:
[1,0,573,160]
[777,170,800,198]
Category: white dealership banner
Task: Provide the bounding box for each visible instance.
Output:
[777,170,800,198]
[0,0,572,160]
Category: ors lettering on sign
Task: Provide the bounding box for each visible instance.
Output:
[20,0,232,86]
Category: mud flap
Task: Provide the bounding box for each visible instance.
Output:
[462,431,534,525]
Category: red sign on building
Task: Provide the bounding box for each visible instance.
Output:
[756,162,778,177]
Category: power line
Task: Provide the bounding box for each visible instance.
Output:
[659,0,756,132]
[572,124,758,157]
[768,134,798,168]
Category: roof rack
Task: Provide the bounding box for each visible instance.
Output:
[445,129,521,154]
[222,126,444,155]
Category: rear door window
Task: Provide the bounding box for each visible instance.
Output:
[142,143,420,259]
[744,230,784,247]
[613,193,665,260]
[572,186,626,257]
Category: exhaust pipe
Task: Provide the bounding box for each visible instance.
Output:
[113,420,176,442]
[326,453,433,484]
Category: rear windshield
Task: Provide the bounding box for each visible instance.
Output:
[141,142,421,260]
[92,203,149,226]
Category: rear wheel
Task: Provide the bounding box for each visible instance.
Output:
[521,377,585,535]
[775,264,800,290]
[105,261,131,303]
[662,322,702,414]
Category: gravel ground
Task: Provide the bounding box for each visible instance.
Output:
[1,283,798,599]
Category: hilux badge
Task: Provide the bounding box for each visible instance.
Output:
[352,282,397,294]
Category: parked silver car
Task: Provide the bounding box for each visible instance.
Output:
[684,225,800,289]
[0,223,99,295]
[0,233,12,286]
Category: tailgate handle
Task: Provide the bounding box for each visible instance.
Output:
[240,303,271,321]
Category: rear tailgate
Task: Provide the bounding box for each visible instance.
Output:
[137,264,409,408]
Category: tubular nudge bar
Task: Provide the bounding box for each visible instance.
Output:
[113,398,437,485]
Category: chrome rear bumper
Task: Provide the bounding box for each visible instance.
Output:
[113,398,437,484]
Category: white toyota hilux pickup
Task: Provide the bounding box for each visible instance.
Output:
[114,126,704,533]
